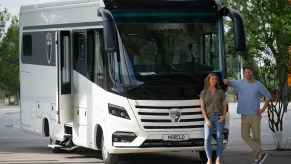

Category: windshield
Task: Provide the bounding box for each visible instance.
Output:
[110,11,223,86]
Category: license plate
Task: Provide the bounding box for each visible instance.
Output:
[163,134,189,141]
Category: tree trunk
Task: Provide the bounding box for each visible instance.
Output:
[267,98,287,150]
[272,131,283,150]
[8,96,11,105]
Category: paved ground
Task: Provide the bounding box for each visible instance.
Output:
[223,103,291,164]
[0,101,290,164]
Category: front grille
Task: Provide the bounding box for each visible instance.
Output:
[141,138,204,147]
[135,105,204,130]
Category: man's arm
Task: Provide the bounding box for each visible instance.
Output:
[257,83,272,115]
[224,79,240,87]
[223,79,230,85]
[257,99,269,115]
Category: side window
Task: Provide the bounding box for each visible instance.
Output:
[96,30,104,86]
[22,35,32,56]
[73,29,104,87]
[60,31,71,94]
[73,31,87,77]
[87,31,95,81]
[87,29,104,86]
[74,33,85,62]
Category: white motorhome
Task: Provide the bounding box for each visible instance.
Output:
[19,0,246,163]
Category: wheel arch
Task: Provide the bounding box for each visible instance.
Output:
[95,124,103,150]
[42,118,50,137]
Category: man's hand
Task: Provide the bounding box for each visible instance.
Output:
[256,108,266,116]
[223,79,230,85]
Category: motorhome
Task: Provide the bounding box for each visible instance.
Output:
[19,0,246,163]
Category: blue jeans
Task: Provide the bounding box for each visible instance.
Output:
[204,115,225,159]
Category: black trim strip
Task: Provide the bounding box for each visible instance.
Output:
[179,118,204,122]
[141,118,204,122]
[138,112,202,116]
[144,125,204,129]
[23,21,103,30]
[104,0,219,11]
[138,112,168,116]
[135,105,201,109]
[182,112,202,115]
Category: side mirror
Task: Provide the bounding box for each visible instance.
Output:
[220,7,246,52]
[98,8,117,52]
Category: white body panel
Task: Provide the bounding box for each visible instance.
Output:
[20,0,104,27]
[19,0,104,143]
[20,64,61,136]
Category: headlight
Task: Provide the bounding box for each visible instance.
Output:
[108,103,130,120]
[112,131,137,143]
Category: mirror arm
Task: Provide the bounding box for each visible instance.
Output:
[220,7,246,52]
[98,8,117,52]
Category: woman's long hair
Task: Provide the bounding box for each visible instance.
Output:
[203,73,221,90]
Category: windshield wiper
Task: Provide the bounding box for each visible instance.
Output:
[161,72,204,83]
[124,81,146,92]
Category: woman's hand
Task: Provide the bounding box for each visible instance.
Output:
[218,115,225,122]
[205,118,212,127]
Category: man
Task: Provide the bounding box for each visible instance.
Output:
[224,66,271,164]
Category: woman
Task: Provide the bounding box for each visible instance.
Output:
[199,73,227,164]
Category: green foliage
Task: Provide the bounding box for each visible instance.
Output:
[0,5,10,40]
[222,0,291,88]
[0,16,19,96]
[222,0,291,150]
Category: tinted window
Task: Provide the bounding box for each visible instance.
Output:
[87,30,104,86]
[22,35,32,56]
[74,33,85,62]
[60,32,71,94]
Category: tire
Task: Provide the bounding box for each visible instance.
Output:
[50,138,77,153]
[50,138,62,153]
[199,151,216,162]
[101,134,119,164]
[68,147,77,153]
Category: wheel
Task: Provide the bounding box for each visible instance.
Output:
[50,138,77,153]
[67,147,77,153]
[101,134,119,164]
[199,151,207,162]
[50,138,62,153]
[199,151,216,162]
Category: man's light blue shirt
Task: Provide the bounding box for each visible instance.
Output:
[230,79,271,115]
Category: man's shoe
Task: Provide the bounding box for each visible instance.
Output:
[254,153,268,164]
[253,158,259,164]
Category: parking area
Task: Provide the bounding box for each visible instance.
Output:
[0,102,290,164]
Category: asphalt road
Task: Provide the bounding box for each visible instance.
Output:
[0,103,290,164]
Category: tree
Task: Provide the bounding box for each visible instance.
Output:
[0,16,19,104]
[222,0,291,150]
[0,5,10,40]
[0,5,11,101]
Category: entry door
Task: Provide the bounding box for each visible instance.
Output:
[56,31,73,124]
